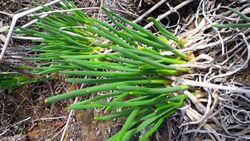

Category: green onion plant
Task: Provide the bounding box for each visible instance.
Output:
[213,7,250,28]
[16,1,191,140]
[0,73,32,89]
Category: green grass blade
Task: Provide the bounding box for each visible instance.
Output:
[95,109,133,120]
[139,117,165,141]
[111,46,178,70]
[69,91,123,109]
[116,85,188,94]
[213,23,250,28]
[45,79,153,103]
[64,70,152,78]
[228,7,250,23]
[118,107,140,141]
[66,77,145,84]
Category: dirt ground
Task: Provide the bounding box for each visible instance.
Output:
[1,0,250,141]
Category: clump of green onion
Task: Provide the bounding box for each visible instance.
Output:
[17,1,191,140]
